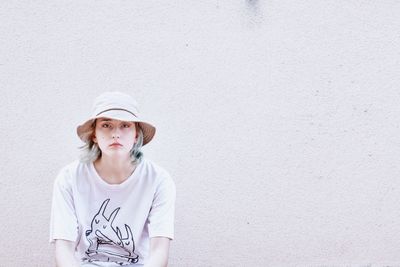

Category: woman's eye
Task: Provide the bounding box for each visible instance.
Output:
[122,124,130,128]
[102,123,111,128]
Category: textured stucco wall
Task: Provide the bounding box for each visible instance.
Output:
[1,1,400,266]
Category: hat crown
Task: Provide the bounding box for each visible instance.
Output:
[92,91,140,117]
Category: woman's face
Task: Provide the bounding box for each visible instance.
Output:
[92,118,137,159]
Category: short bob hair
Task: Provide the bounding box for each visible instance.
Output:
[78,119,144,164]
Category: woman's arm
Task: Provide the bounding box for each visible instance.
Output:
[144,237,171,267]
[55,239,80,267]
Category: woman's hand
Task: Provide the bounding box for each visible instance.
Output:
[55,239,80,267]
[143,237,171,267]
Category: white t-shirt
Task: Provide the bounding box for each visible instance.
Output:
[49,157,176,266]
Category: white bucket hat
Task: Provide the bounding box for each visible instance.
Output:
[76,91,156,145]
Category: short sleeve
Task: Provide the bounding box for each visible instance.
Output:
[147,174,176,240]
[49,166,79,243]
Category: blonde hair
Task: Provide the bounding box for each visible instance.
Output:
[78,120,144,164]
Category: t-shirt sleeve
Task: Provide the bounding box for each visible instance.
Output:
[147,173,176,240]
[49,166,79,244]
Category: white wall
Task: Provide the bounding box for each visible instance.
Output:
[1,1,400,266]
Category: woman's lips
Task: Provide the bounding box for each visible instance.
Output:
[110,143,122,147]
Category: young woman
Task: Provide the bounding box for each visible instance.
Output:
[50,92,176,267]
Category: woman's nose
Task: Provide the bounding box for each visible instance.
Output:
[112,128,120,139]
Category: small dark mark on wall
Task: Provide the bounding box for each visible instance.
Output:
[246,0,260,14]
[246,0,259,6]
[244,0,263,27]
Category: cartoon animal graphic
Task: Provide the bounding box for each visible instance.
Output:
[85,199,139,264]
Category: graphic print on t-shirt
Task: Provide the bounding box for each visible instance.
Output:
[84,199,139,264]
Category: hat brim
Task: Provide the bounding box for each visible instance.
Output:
[76,110,156,146]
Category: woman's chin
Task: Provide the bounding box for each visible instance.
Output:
[102,151,130,159]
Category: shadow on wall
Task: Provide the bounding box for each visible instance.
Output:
[245,0,263,26]
[246,0,260,13]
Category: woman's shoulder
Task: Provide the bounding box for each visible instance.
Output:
[140,158,176,196]
[58,159,89,173]
[140,157,173,182]
[55,160,90,183]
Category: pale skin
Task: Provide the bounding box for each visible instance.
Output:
[55,118,170,267]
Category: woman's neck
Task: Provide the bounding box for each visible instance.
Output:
[93,156,137,184]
